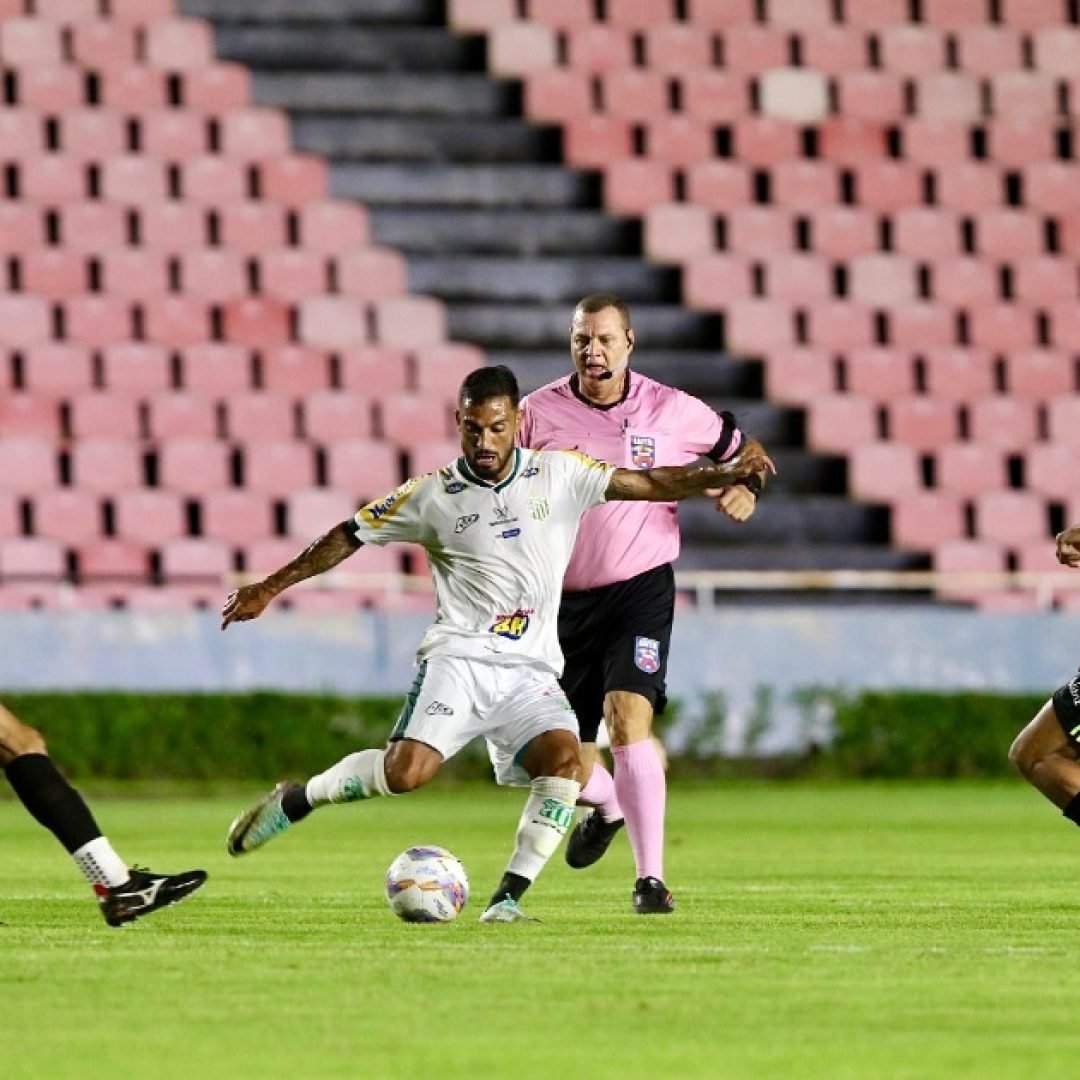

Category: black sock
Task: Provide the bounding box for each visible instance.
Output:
[281,784,314,823]
[488,871,530,908]
[4,753,102,854]
[1063,792,1080,826]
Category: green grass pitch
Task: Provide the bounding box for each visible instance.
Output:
[3,780,1080,1079]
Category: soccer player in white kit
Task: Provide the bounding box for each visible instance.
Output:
[222,365,772,922]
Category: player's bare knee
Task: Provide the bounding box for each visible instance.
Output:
[383,743,440,793]
[1008,728,1036,777]
[0,718,47,763]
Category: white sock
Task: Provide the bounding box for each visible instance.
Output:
[72,837,129,889]
[506,776,581,881]
[305,749,393,806]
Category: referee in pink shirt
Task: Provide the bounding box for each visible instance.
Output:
[518,293,770,913]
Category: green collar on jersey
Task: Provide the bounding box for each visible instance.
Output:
[457,447,522,492]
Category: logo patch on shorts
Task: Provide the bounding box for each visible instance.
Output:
[491,609,532,640]
[630,435,656,469]
[425,700,454,716]
[634,636,661,674]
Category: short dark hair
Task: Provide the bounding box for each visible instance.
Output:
[458,364,520,409]
[573,292,632,330]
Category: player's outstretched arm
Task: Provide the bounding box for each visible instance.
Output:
[221,521,362,629]
[606,440,775,503]
[1057,524,1080,568]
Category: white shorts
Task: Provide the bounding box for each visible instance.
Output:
[390,655,579,786]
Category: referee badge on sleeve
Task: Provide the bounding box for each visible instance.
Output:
[634,636,661,674]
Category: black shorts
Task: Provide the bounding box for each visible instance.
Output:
[557,563,675,744]
[1052,673,1080,745]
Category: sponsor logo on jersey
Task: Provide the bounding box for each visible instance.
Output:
[358,477,420,528]
[425,700,454,716]
[634,636,661,674]
[630,435,656,469]
[444,481,466,494]
[529,497,550,520]
[490,609,533,640]
[522,466,540,478]
[564,449,608,471]
[454,513,480,534]
[497,528,521,540]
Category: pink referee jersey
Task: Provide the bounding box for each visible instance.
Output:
[518,372,743,591]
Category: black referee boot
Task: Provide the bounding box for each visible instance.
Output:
[633,876,675,915]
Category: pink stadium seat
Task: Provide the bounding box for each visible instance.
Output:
[801,26,870,74]
[683,254,754,311]
[34,0,101,19]
[0,395,59,438]
[684,161,752,210]
[158,438,231,494]
[901,119,972,165]
[285,488,358,536]
[731,116,801,166]
[113,489,186,545]
[761,349,835,403]
[1047,302,1080,346]
[0,538,66,580]
[241,538,309,577]
[684,0,754,26]
[139,203,208,250]
[601,70,667,119]
[324,439,402,497]
[1033,27,1080,76]
[98,249,169,301]
[18,66,83,110]
[68,394,141,439]
[893,208,962,258]
[22,344,93,394]
[224,393,297,442]
[143,295,213,348]
[69,21,137,66]
[806,207,878,258]
[298,202,371,253]
[181,157,248,205]
[922,349,996,401]
[848,442,922,501]
[0,205,45,252]
[298,296,369,350]
[724,207,795,256]
[934,163,1004,211]
[888,397,959,449]
[953,25,1025,76]
[32,489,102,544]
[645,203,714,260]
[1013,256,1077,304]
[524,69,592,122]
[806,302,875,349]
[20,250,87,299]
[159,538,232,581]
[923,0,990,26]
[771,162,840,212]
[933,540,1006,588]
[242,440,315,492]
[725,299,796,352]
[935,443,1007,495]
[975,491,1048,544]
[563,116,634,168]
[604,160,675,215]
[850,161,923,213]
[0,19,63,65]
[219,203,288,254]
[178,249,247,301]
[408,439,464,477]
[373,296,447,349]
[201,489,274,545]
[302,391,373,440]
[337,248,408,300]
[878,26,947,74]
[379,393,454,446]
[99,67,169,112]
[643,25,713,71]
[805,395,877,452]
[842,0,908,26]
[646,117,714,166]
[1006,349,1075,399]
[0,438,57,492]
[606,0,676,27]
[70,438,144,493]
[564,25,634,72]
[762,254,831,303]
[989,72,1061,119]
[59,109,127,160]
[259,246,331,302]
[681,71,750,122]
[767,0,832,28]
[913,74,982,121]
[100,342,169,394]
[1001,0,1070,28]
[817,118,890,165]
[139,111,210,159]
[986,119,1056,167]
[223,297,292,349]
[888,304,957,349]
[968,396,1039,450]
[182,64,252,114]
[891,493,967,550]
[182,343,252,394]
[261,345,330,393]
[836,71,906,123]
[974,209,1045,258]
[1013,538,1065,576]
[1026,443,1074,498]
[0,109,46,159]
[258,155,328,205]
[968,305,1038,350]
[0,491,18,537]
[0,296,51,348]
[220,108,290,160]
[338,346,410,394]
[848,255,918,307]
[144,18,214,70]
[145,393,219,439]
[18,156,87,204]
[930,259,999,305]
[720,26,789,73]
[412,343,484,395]
[100,157,168,206]
[1023,162,1080,214]
[1047,398,1080,445]
[845,347,915,397]
[65,296,133,348]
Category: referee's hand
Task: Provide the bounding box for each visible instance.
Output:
[712,485,757,522]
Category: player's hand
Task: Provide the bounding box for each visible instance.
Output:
[1056,525,1080,568]
[221,582,275,629]
[711,485,757,522]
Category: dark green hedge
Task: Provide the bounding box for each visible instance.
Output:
[0,689,1050,781]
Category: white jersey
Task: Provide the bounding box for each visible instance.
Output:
[349,447,614,675]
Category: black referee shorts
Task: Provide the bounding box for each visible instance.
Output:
[557,563,675,744]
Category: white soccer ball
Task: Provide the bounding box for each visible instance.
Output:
[385,845,469,923]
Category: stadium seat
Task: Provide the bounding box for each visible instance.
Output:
[177,250,248,301]
[31,489,102,544]
[379,393,454,446]
[0,438,58,492]
[901,120,972,165]
[935,443,1007,495]
[975,491,1048,544]
[848,442,922,501]
[720,27,790,74]
[336,248,409,300]
[1047,302,1080,347]
[985,118,1056,167]
[891,492,967,550]
[643,24,713,71]
[723,207,795,256]
[144,18,214,70]
[0,19,63,65]
[844,347,915,398]
[301,391,374,440]
[760,349,836,404]
[224,393,297,442]
[801,26,870,75]
[805,395,878,452]
[99,249,170,301]
[847,255,918,307]
[145,393,219,439]
[967,305,1038,350]
[888,397,959,449]
[806,207,878,258]
[1026,443,1074,498]
[408,438,465,477]
[65,296,134,348]
[930,259,1000,306]
[70,439,145,494]
[683,254,754,311]
[298,202,371,254]
[181,344,252,394]
[645,117,714,167]
[17,156,87,204]
[182,64,252,114]
[563,116,634,169]
[259,251,329,302]
[934,163,1004,211]
[159,538,232,581]
[893,208,962,258]
[139,203,209,251]
[100,156,168,206]
[604,160,676,215]
[771,162,841,212]
[413,343,485,395]
[241,440,316,493]
[181,157,249,205]
[1047,398,1080,445]
[685,161,752,210]
[606,0,677,27]
[143,295,213,349]
[18,65,84,110]
[850,161,923,212]
[0,537,67,580]
[817,118,890,165]
[564,25,635,72]
[913,74,982,121]
[22,344,93,394]
[99,67,169,112]
[524,70,592,122]
[260,346,331,393]
[338,346,410,394]
[323,439,402,498]
[921,349,996,401]
[731,116,802,165]
[285,489,359,537]
[1023,162,1080,215]
[258,156,328,205]
[59,109,127,160]
[67,394,141,440]
[878,26,948,74]
[1006,349,1076,399]
[806,302,875,349]
[725,299,796,352]
[201,489,274,545]
[158,438,232,494]
[222,297,292,349]
[680,71,750,122]
[989,72,1061,119]
[0,205,45,251]
[974,210,1045,258]
[374,296,447,350]
[888,304,957,349]
[1012,256,1077,304]
[113,489,187,544]
[761,254,832,303]
[219,204,289,254]
[967,397,1039,450]
[139,111,211,159]
[20,250,88,299]
[601,70,668,120]
[0,395,60,438]
[954,25,1025,74]
[220,108,290,160]
[1032,26,1080,77]
[835,71,906,123]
